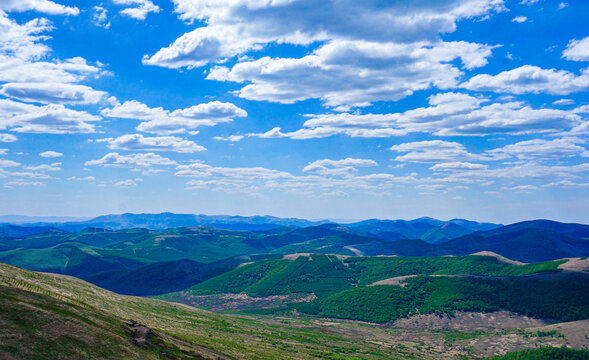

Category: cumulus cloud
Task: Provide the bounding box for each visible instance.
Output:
[113,0,160,20]
[512,16,527,23]
[544,180,589,188]
[0,12,108,85]
[0,99,100,134]
[562,36,589,62]
[442,162,589,183]
[92,6,110,29]
[176,161,293,180]
[302,158,378,176]
[0,0,79,15]
[68,176,95,181]
[114,178,141,187]
[39,150,62,157]
[553,99,575,106]
[106,134,206,153]
[390,140,501,163]
[487,137,587,160]
[0,133,17,142]
[0,159,21,167]
[143,1,503,108]
[429,162,488,171]
[4,180,45,187]
[145,0,504,68]
[85,152,178,168]
[24,162,61,172]
[213,135,244,142]
[207,40,496,108]
[101,100,247,134]
[461,65,589,95]
[0,82,108,104]
[249,93,581,139]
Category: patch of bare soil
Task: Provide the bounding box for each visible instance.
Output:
[559,257,589,272]
[471,251,526,265]
[343,246,365,256]
[369,275,419,287]
[392,311,556,332]
[282,253,313,260]
[174,292,317,311]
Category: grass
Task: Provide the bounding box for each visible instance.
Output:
[0,262,397,359]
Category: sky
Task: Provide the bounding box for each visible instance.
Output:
[0,0,588,223]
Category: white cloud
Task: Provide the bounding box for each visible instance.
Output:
[0,133,17,142]
[512,16,527,23]
[39,150,62,157]
[0,0,79,15]
[443,162,589,183]
[85,152,178,168]
[92,6,110,29]
[0,159,20,167]
[502,184,539,192]
[552,99,574,106]
[251,93,581,139]
[302,158,377,176]
[0,12,107,84]
[143,1,503,108]
[0,149,7,155]
[68,176,95,181]
[430,162,488,171]
[106,134,206,153]
[113,0,160,20]
[4,180,45,187]
[213,135,244,142]
[487,137,587,160]
[114,179,141,187]
[557,2,568,10]
[0,56,107,84]
[390,140,501,163]
[176,161,293,180]
[146,0,504,69]
[101,100,247,134]
[0,82,108,104]
[0,99,100,134]
[462,65,589,95]
[544,180,589,188]
[24,162,61,171]
[562,36,589,62]
[207,40,496,108]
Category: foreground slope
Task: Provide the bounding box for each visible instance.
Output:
[0,262,397,359]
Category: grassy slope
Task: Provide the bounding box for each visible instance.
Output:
[0,262,395,360]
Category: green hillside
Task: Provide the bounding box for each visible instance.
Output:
[299,276,589,323]
[485,347,589,360]
[181,254,355,298]
[169,254,568,303]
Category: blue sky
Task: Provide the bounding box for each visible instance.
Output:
[1,0,588,223]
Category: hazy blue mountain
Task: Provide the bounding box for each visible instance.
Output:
[0,224,61,238]
[347,219,439,239]
[16,213,323,231]
[422,222,474,244]
[478,219,589,239]
[82,255,271,296]
[446,219,502,232]
[439,228,589,262]
[0,215,91,224]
